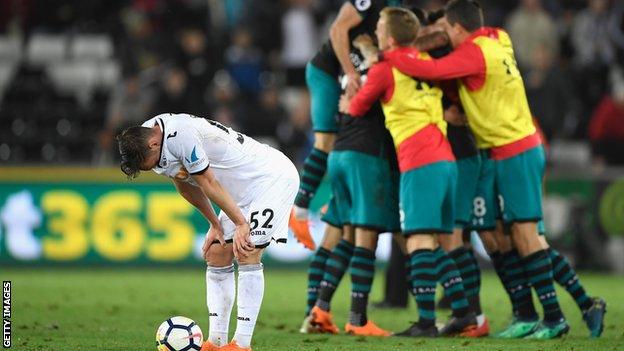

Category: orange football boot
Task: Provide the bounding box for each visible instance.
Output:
[219,341,251,351]
[345,320,391,337]
[199,341,220,351]
[309,306,339,334]
[460,317,490,337]
[289,208,316,250]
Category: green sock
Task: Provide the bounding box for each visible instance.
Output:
[316,240,354,311]
[448,247,482,315]
[306,247,331,315]
[548,248,592,311]
[434,248,469,318]
[295,148,328,208]
[409,249,437,328]
[502,250,538,320]
[522,250,565,324]
[349,247,375,326]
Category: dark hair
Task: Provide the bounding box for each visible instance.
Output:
[427,9,445,24]
[116,126,154,179]
[445,0,483,32]
[401,0,428,25]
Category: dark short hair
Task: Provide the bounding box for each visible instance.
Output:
[428,9,446,24]
[401,0,428,25]
[116,126,154,179]
[445,0,483,32]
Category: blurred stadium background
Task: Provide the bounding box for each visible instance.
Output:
[1,0,624,350]
[1,0,624,269]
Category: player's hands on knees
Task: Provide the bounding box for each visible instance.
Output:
[233,222,253,259]
[203,225,225,261]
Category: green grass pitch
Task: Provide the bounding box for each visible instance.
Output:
[5,267,623,350]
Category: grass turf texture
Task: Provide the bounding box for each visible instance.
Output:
[5,268,622,350]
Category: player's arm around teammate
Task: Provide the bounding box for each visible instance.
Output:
[291,1,370,245]
[341,7,477,337]
[331,2,365,97]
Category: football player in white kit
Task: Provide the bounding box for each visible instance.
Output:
[116,113,299,351]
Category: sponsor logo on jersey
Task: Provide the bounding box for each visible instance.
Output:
[237,316,251,321]
[209,312,218,317]
[185,146,200,164]
[166,131,177,139]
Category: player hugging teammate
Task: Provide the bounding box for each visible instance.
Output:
[296,0,606,341]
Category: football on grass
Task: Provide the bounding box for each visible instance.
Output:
[156,316,203,351]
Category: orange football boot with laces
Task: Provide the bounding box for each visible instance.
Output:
[289,208,316,250]
[309,306,339,334]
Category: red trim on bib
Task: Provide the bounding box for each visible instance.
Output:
[398,124,455,172]
[490,132,542,160]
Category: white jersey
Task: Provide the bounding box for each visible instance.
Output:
[142,113,293,206]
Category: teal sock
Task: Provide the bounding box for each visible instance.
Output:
[295,148,328,208]
[306,247,331,315]
[548,248,592,311]
[522,250,565,323]
[465,248,482,315]
[434,248,469,318]
[409,249,437,328]
[316,240,354,311]
[448,247,482,315]
[349,247,375,326]
[502,250,538,320]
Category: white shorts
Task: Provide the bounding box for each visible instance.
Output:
[220,159,299,248]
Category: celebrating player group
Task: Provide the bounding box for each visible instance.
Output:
[116,0,606,350]
[291,0,606,342]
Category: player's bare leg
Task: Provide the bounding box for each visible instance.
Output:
[204,243,236,349]
[310,226,355,334]
[290,133,336,250]
[301,224,342,333]
[438,229,463,252]
[345,229,390,337]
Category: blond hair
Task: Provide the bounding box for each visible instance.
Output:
[380,7,420,47]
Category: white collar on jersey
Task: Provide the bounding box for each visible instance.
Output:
[156,118,167,168]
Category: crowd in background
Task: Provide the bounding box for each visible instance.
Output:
[0,0,623,166]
